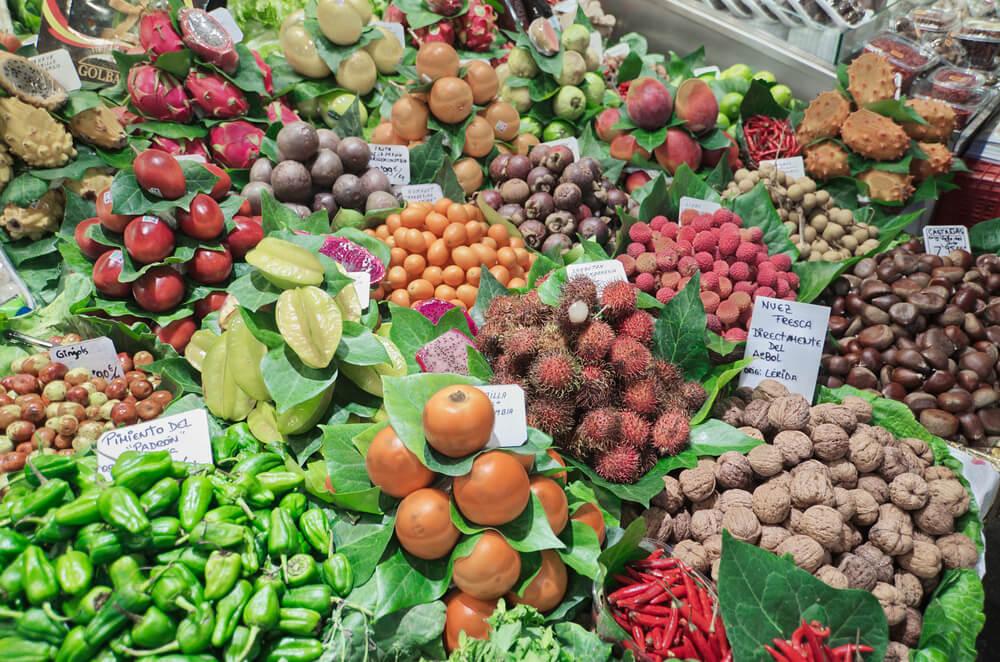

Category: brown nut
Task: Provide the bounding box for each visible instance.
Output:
[129,379,153,400]
[0,452,27,472]
[6,420,34,443]
[117,352,133,373]
[111,402,138,426]
[136,399,163,421]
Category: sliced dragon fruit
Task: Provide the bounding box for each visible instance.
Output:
[319,236,386,284]
[413,298,478,335]
[415,329,474,375]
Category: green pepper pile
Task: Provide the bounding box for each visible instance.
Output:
[0,444,353,662]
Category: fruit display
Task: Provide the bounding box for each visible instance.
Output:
[387,0,501,53]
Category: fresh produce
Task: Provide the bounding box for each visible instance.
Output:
[389,0,500,52]
[764,620,872,661]
[741,115,800,169]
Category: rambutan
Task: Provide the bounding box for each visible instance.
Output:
[513,290,552,327]
[623,379,660,415]
[529,351,579,396]
[600,281,637,320]
[619,409,651,448]
[639,448,659,474]
[616,310,655,344]
[560,277,598,308]
[652,408,690,456]
[575,320,616,362]
[486,295,518,322]
[474,320,504,358]
[503,327,540,364]
[681,381,708,413]
[609,337,652,382]
[594,444,642,483]
[576,364,613,409]
[578,407,620,447]
[527,398,576,438]
[652,359,682,388]
[536,323,570,355]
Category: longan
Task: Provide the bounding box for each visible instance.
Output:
[443,265,465,287]
[456,284,478,308]
[403,254,426,277]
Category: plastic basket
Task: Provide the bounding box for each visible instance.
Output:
[932,158,1000,227]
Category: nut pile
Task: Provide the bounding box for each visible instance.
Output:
[722,166,881,261]
[0,348,171,472]
[642,379,977,661]
[822,243,1000,447]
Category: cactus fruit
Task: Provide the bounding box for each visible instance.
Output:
[252,50,274,95]
[0,97,76,167]
[902,98,956,142]
[209,120,265,169]
[840,109,909,162]
[911,142,953,181]
[0,143,11,194]
[413,22,455,46]
[128,65,193,123]
[185,71,249,119]
[68,105,128,150]
[457,0,497,52]
[803,141,850,180]
[151,136,210,161]
[178,8,240,74]
[139,10,184,59]
[0,52,67,111]
[846,53,896,107]
[64,168,113,202]
[796,90,851,144]
[265,101,300,124]
[0,190,63,240]
[859,170,913,203]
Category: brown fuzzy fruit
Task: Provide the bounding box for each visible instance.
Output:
[464,60,499,105]
[429,77,474,124]
[392,95,430,142]
[804,141,850,180]
[902,99,956,142]
[840,109,909,161]
[859,170,914,203]
[847,53,896,107]
[416,42,460,82]
[797,91,851,144]
[911,142,953,181]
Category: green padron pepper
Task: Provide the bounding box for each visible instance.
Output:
[29,511,75,544]
[149,516,185,550]
[0,606,69,645]
[140,477,180,517]
[151,564,203,614]
[112,450,173,494]
[56,492,101,527]
[75,524,122,565]
[279,493,307,520]
[108,555,144,590]
[130,605,176,649]
[56,625,96,662]
[189,521,244,549]
[11,478,69,521]
[231,452,284,478]
[0,635,58,662]
[299,509,332,555]
[240,583,280,659]
[224,626,260,662]
[204,506,247,524]
[98,487,151,536]
[22,545,59,606]
[24,454,77,486]
[0,528,29,564]
[156,547,209,578]
[178,475,214,532]
[266,636,324,662]
[256,471,304,495]
[204,550,242,601]
[84,582,152,648]
[211,579,253,648]
[0,552,23,601]
[284,554,318,588]
[280,585,333,613]
[321,553,354,597]
[241,528,261,578]
[74,585,112,625]
[176,601,215,654]
[277,608,321,637]
[55,550,93,596]
[267,508,299,560]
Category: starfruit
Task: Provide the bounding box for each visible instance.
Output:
[227,314,271,401]
[277,386,333,435]
[202,332,255,421]
[184,329,221,371]
[276,286,343,369]
[245,237,324,290]
[247,401,284,444]
[339,335,406,397]
[332,263,362,323]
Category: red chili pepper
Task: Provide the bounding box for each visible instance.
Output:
[808,620,831,639]
[679,604,714,634]
[633,612,672,628]
[690,626,718,662]
[766,644,792,662]
[801,620,825,660]
[608,582,649,602]
[633,625,647,653]
[634,604,676,617]
[612,611,632,633]
[773,638,809,662]
[663,606,680,650]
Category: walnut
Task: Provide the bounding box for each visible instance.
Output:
[842,523,862,551]
[748,444,784,477]
[889,473,929,510]
[642,506,668,539]
[841,395,873,423]
[855,543,894,583]
[653,512,673,542]
[768,472,793,490]
[734,386,754,401]
[913,501,954,536]
[768,395,811,431]
[717,489,753,513]
[752,379,789,401]
[671,511,691,542]
[898,540,942,578]
[703,533,723,561]
[672,540,709,573]
[873,582,906,626]
[894,572,923,607]
[690,509,723,542]
[923,466,955,482]
[797,505,844,548]
[858,474,890,503]
[928,479,970,517]
[679,467,716,502]
[868,425,897,448]
[791,460,831,479]
[849,428,885,473]
[880,446,923,482]
[697,458,718,473]
[760,525,791,552]
[742,399,773,433]
[838,553,877,590]
[714,396,744,427]
[651,475,685,514]
[774,431,813,467]
[752,482,791,524]
[850,488,879,526]
[786,508,803,532]
[870,504,914,556]
[808,404,858,434]
[691,492,720,512]
[900,437,933,466]
[715,451,753,490]
[891,607,922,647]
[790,470,835,509]
[739,426,765,440]
[913,530,934,545]
[710,559,721,582]
[833,487,856,521]
[722,506,761,544]
[775,534,825,573]
[884,642,911,662]
[920,574,940,596]
[936,533,978,569]
[811,423,850,461]
[828,458,858,488]
[815,564,850,589]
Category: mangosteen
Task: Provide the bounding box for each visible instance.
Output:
[477,190,503,210]
[575,204,593,222]
[527,167,556,193]
[498,204,526,226]
[579,216,611,245]
[366,190,399,212]
[359,168,392,197]
[489,154,511,183]
[561,163,594,193]
[545,210,576,235]
[337,137,370,173]
[525,192,555,220]
[578,157,603,179]
[519,219,547,248]
[241,181,272,215]
[553,182,582,211]
[271,160,313,203]
[284,203,312,218]
[277,122,319,162]
[500,178,530,205]
[313,192,338,219]
[317,128,341,152]
[542,146,574,174]
[310,149,344,189]
[249,158,273,183]
[506,155,532,181]
[606,188,629,210]
[541,233,573,254]
[332,174,366,210]
[583,192,602,211]
[529,144,551,168]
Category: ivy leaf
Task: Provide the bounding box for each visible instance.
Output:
[793,259,852,304]
[687,418,762,455]
[739,79,789,120]
[261,344,338,414]
[410,132,449,183]
[666,164,721,220]
[221,44,268,96]
[62,90,105,118]
[690,360,752,425]
[306,1,383,74]
[394,0,468,28]
[631,126,667,153]
[703,151,734,189]
[557,520,602,579]
[332,511,397,586]
[336,321,390,366]
[666,46,704,81]
[30,151,107,181]
[698,127,732,150]
[348,545,452,620]
[565,451,698,507]
[578,124,624,184]
[0,174,48,207]
[469,266,509,330]
[866,97,928,125]
[154,49,192,79]
[132,121,209,140]
[330,97,366,142]
[970,217,1000,253]
[228,272,282,312]
[617,51,644,83]
[652,273,710,380]
[725,181,797,257]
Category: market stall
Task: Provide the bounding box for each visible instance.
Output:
[0,0,994,659]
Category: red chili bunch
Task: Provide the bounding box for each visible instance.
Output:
[607,549,730,661]
[766,620,874,662]
[742,115,801,166]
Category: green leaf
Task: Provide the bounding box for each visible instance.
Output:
[866,97,927,125]
[469,266,509,330]
[336,321,390,366]
[321,423,375,494]
[632,126,667,153]
[703,151,734,189]
[666,164,721,220]
[145,357,202,396]
[557,519,601,579]
[666,46,704,81]
[31,151,107,181]
[635,173,670,222]
[652,273,710,380]
[348,545,452,620]
[333,512,397,586]
[725,181,797,257]
[305,1,383,76]
[792,259,850,304]
[62,90,105,117]
[261,345,338,414]
[690,358,752,425]
[915,569,984,661]
[688,418,763,455]
[330,98,366,143]
[739,79,789,120]
[451,493,566,553]
[698,127,732,150]
[154,49,192,79]
[970,217,1000,253]
[565,450,698,508]
[410,132,449,183]
[0,174,48,207]
[617,51,644,83]
[597,517,648,579]
[394,0,467,28]
[222,44,268,96]
[228,272,282,312]
[372,601,447,659]
[578,124,624,184]
[110,161,219,216]
[506,30,563,78]
[132,121,209,140]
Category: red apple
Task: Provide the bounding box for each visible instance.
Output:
[156,316,197,352]
[92,250,131,298]
[187,246,232,284]
[132,266,185,312]
[75,217,108,260]
[225,216,264,260]
[178,193,224,240]
[124,215,175,264]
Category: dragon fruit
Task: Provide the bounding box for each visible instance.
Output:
[111,106,142,126]
[414,22,456,46]
[383,4,408,26]
[457,0,496,52]
[185,71,249,119]
[252,50,274,95]
[151,136,210,160]
[209,120,264,168]
[319,236,387,283]
[414,298,478,335]
[139,10,183,60]
[178,8,239,74]
[415,329,474,374]
[427,0,463,16]
[266,101,300,124]
[127,65,192,123]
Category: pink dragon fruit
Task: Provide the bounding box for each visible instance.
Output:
[185,71,249,119]
[127,65,193,123]
[320,236,387,284]
[139,10,183,60]
[111,106,142,126]
[178,8,239,74]
[415,329,474,374]
[413,298,478,335]
[413,22,455,46]
[266,101,300,124]
[252,50,274,95]
[427,0,463,16]
[151,136,210,160]
[457,0,496,52]
[383,4,408,26]
[209,120,264,169]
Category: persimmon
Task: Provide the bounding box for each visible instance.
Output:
[452,531,521,600]
[463,60,499,104]
[365,426,435,498]
[529,476,568,534]
[444,591,496,652]
[572,502,606,544]
[453,451,529,526]
[395,488,459,560]
[546,449,568,483]
[416,42,460,82]
[507,550,567,612]
[423,384,494,457]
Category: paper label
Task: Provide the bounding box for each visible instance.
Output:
[49,337,123,381]
[922,225,970,256]
[678,196,722,224]
[758,156,806,180]
[97,410,213,477]
[589,31,603,60]
[893,72,902,100]
[566,259,627,295]
[373,21,405,45]
[477,385,528,448]
[605,43,629,59]
[693,65,721,77]
[542,137,580,160]
[209,8,243,43]
[368,145,410,185]
[29,49,81,91]
[494,120,509,134]
[175,154,207,164]
[396,183,443,203]
[739,296,831,400]
[552,0,578,13]
[347,271,371,310]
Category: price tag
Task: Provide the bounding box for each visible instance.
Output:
[396,183,443,203]
[97,410,213,478]
[678,196,722,224]
[922,225,970,256]
[373,21,405,45]
[693,65,721,77]
[30,49,81,91]
[739,297,830,400]
[175,154,207,164]
[552,0,578,13]
[49,337,123,380]
[566,259,627,295]
[758,157,806,180]
[209,8,244,42]
[589,31,603,60]
[541,137,580,160]
[605,43,629,59]
[477,385,528,448]
[368,145,410,185]
[347,271,371,310]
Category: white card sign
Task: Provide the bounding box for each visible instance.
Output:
[739,296,831,400]
[693,65,721,77]
[347,271,371,310]
[50,337,123,381]
[477,385,527,448]
[97,409,213,477]
[30,49,81,91]
[678,196,722,223]
[372,21,405,45]
[565,259,627,295]
[396,183,443,203]
[758,157,806,180]
[922,225,970,256]
[209,8,244,42]
[368,145,410,185]
[542,137,580,160]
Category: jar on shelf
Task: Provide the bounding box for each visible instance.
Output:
[864,31,940,91]
[956,18,1000,69]
[928,65,989,104]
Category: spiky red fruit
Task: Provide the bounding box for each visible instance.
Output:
[595,444,642,483]
[575,320,616,363]
[617,310,655,345]
[578,408,620,447]
[652,359,682,387]
[652,409,690,456]
[504,327,540,364]
[529,351,579,396]
[561,276,598,308]
[609,337,652,382]
[623,379,660,416]
[527,399,575,437]
[681,381,708,413]
[576,365,613,409]
[600,281,637,320]
[619,410,651,449]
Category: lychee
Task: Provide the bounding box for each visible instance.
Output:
[652,408,690,455]
[712,260,730,277]
[748,227,763,242]
[623,379,659,415]
[718,231,740,257]
[700,290,721,314]
[627,242,646,258]
[619,409,651,448]
[575,320,615,362]
[529,351,579,396]
[595,444,642,483]
[735,242,758,263]
[629,222,653,244]
[656,287,675,304]
[617,254,637,276]
[635,253,657,274]
[771,253,792,271]
[655,251,678,271]
[729,261,751,282]
[701,271,720,292]
[706,313,722,333]
[713,208,737,225]
[692,231,716,253]
[635,272,656,293]
[650,215,667,231]
[691,215,713,232]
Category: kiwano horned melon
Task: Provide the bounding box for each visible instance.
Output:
[0,97,76,167]
[902,99,956,142]
[911,142,953,181]
[69,106,127,150]
[0,190,63,240]
[840,109,909,162]
[0,51,67,111]
[65,168,113,202]
[796,91,851,144]
[804,141,850,180]
[847,53,896,107]
[0,143,11,194]
[859,170,914,204]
